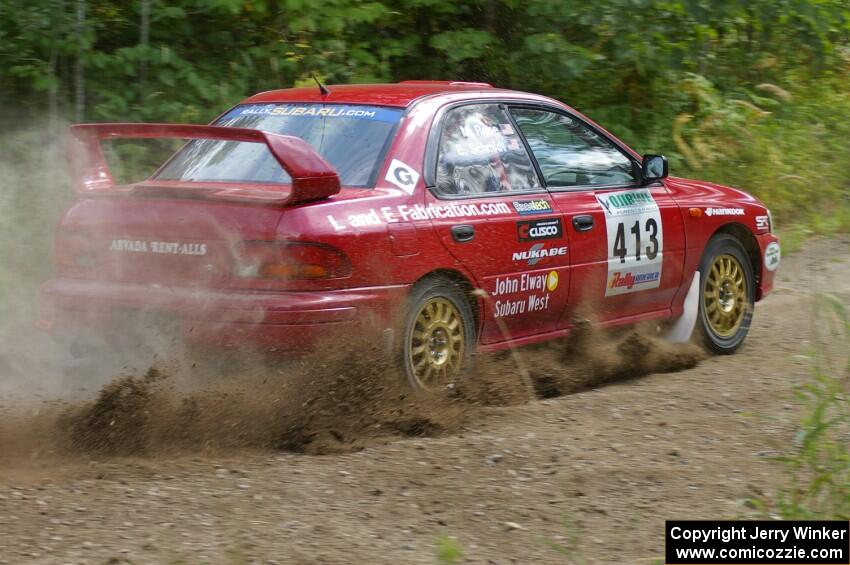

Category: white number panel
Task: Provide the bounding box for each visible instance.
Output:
[596,189,664,296]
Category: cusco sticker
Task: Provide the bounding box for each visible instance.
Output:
[764,242,781,272]
[596,189,664,296]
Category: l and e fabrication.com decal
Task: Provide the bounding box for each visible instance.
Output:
[597,189,664,296]
[326,201,512,231]
[491,270,560,318]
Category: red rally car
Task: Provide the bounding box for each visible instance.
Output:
[41,81,781,391]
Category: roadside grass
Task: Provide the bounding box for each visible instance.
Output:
[757,294,850,519]
[436,535,464,564]
[539,516,586,564]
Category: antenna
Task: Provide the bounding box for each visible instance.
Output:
[312,74,330,96]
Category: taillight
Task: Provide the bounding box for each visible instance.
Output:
[233,242,351,280]
[55,230,96,274]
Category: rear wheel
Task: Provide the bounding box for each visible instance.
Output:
[696,234,755,353]
[402,279,475,393]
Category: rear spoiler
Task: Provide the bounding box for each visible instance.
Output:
[68,123,341,205]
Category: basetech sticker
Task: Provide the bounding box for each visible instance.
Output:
[596,189,664,296]
[512,199,553,216]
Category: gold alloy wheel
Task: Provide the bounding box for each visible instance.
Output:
[408,297,465,391]
[703,253,748,338]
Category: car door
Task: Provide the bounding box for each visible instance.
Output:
[426,102,569,344]
[509,106,685,325]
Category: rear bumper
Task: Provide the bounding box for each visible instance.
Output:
[40,278,409,351]
[756,233,780,300]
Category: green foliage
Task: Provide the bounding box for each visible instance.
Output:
[435,535,464,564]
[0,0,848,232]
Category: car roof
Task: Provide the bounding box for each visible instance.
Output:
[241,81,526,108]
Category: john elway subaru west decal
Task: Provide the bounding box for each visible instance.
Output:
[596,189,664,296]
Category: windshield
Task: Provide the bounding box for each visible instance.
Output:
[155,103,403,187]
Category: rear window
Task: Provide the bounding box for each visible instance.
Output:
[155,104,403,188]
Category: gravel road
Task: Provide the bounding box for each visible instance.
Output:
[1,236,848,564]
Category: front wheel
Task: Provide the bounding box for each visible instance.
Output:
[401,279,476,393]
[696,234,755,354]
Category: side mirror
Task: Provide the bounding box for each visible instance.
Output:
[641,154,668,183]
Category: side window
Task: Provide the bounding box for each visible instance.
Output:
[511,108,637,188]
[435,104,541,196]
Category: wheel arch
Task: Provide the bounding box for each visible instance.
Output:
[712,222,762,291]
[411,268,481,330]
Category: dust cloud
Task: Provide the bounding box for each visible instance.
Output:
[0,326,703,462]
[0,127,704,465]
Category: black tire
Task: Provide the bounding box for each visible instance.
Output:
[401,277,476,393]
[695,234,755,354]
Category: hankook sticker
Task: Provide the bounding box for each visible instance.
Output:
[705,207,745,217]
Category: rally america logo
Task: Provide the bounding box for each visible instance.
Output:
[608,270,660,290]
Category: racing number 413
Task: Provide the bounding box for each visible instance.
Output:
[613,218,659,263]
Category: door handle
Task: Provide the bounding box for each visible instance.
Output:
[572,215,594,232]
[451,224,475,243]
